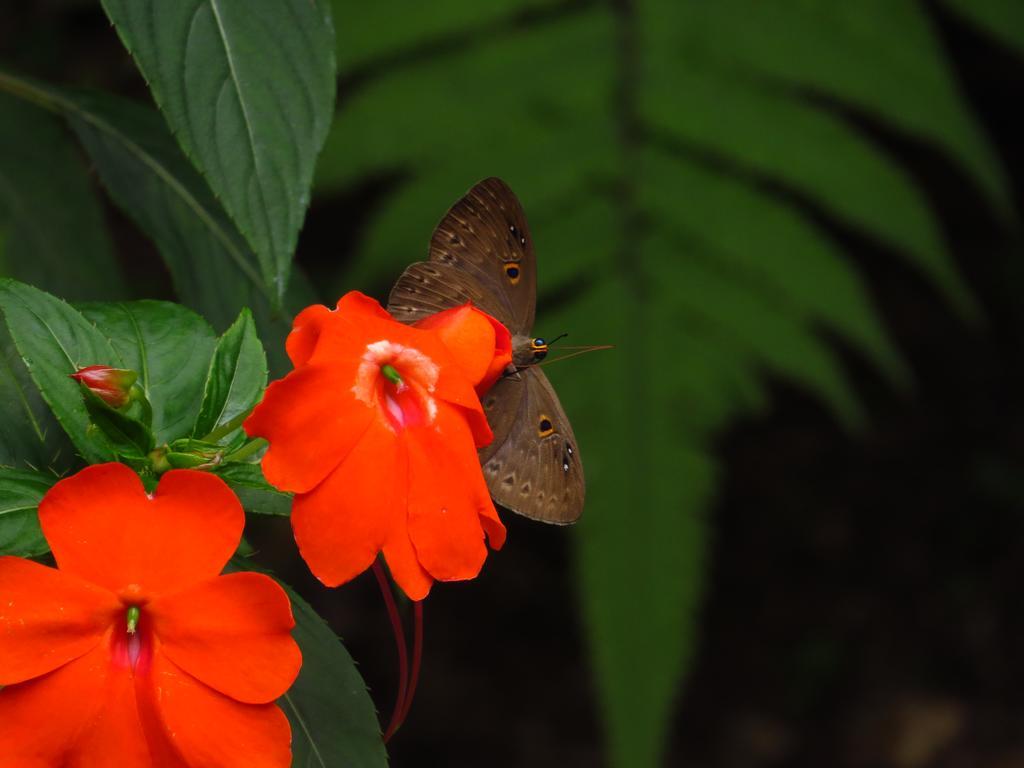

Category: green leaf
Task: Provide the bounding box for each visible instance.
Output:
[0,322,74,471]
[226,560,387,766]
[942,0,1024,56]
[100,0,337,304]
[215,463,291,517]
[193,308,267,440]
[0,467,56,557]
[0,93,125,302]
[317,2,1004,764]
[78,384,155,461]
[280,581,388,768]
[0,279,120,464]
[78,301,217,446]
[0,73,305,376]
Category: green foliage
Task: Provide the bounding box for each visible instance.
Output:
[0,279,122,464]
[0,467,56,557]
[193,309,268,440]
[0,94,125,303]
[100,0,338,306]
[215,463,292,517]
[280,582,388,767]
[0,281,271,478]
[938,1,1024,61]
[224,559,388,767]
[0,322,73,471]
[78,301,217,445]
[317,0,1007,764]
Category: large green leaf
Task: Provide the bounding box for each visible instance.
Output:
[193,308,267,440]
[0,93,125,301]
[0,75,307,375]
[316,1,1004,764]
[0,279,120,465]
[100,0,337,305]
[0,467,57,557]
[225,559,387,767]
[78,301,216,446]
[282,583,388,768]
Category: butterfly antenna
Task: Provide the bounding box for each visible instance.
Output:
[535,345,614,367]
[548,332,569,346]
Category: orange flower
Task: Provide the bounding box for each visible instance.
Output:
[0,463,301,767]
[244,292,511,600]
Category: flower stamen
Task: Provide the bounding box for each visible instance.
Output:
[126,605,141,635]
[380,364,405,389]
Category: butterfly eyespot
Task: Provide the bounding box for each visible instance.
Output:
[562,462,570,473]
[538,416,554,437]
[504,263,521,284]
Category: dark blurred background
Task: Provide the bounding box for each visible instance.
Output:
[4,2,1024,766]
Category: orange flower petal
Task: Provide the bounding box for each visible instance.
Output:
[138,650,292,768]
[148,572,301,705]
[382,526,433,601]
[292,421,407,587]
[0,638,160,767]
[336,290,395,321]
[39,464,243,597]
[405,409,495,581]
[244,363,375,494]
[0,556,120,685]
[414,304,498,385]
[285,304,333,367]
[479,500,507,551]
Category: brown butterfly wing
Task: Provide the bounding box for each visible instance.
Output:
[393,177,535,333]
[388,261,510,325]
[479,368,584,525]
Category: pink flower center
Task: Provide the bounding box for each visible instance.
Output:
[111,606,151,673]
[353,341,439,432]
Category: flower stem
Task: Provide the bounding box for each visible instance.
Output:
[397,600,424,729]
[199,408,253,444]
[221,437,267,464]
[373,560,408,743]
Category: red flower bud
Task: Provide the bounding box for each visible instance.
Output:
[69,365,138,408]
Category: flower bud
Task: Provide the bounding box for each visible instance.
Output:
[70,365,138,409]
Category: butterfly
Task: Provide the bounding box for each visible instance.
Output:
[388,178,584,524]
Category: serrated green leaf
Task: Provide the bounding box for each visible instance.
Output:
[193,309,267,440]
[0,279,119,464]
[215,463,291,517]
[0,322,74,471]
[280,582,388,768]
[100,0,337,305]
[0,467,56,557]
[78,301,216,446]
[225,560,387,766]
[0,93,125,302]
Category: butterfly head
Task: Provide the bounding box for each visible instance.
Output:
[530,337,549,361]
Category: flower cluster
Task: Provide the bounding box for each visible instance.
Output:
[1,290,514,763]
[245,291,511,600]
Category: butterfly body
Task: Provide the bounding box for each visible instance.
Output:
[388,178,584,524]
